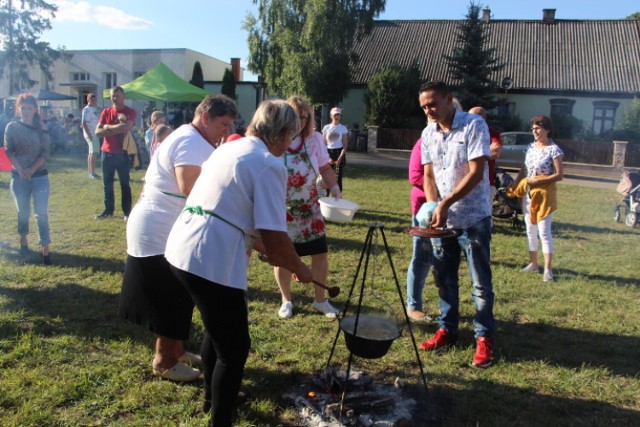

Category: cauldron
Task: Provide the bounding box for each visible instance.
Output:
[340,315,401,359]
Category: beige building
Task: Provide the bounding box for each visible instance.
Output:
[1,48,241,122]
[342,9,640,137]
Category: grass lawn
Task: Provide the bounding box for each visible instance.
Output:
[0,155,639,427]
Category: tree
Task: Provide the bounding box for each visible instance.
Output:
[221,68,236,100]
[189,61,204,88]
[244,0,385,106]
[0,0,70,94]
[614,97,640,143]
[626,12,640,19]
[365,63,422,129]
[444,2,504,110]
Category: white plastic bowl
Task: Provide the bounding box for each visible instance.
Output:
[318,197,360,223]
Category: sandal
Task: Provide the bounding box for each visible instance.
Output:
[178,351,202,367]
[152,361,201,382]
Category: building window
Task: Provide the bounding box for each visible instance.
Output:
[70,72,90,81]
[494,102,515,117]
[105,72,117,89]
[549,98,576,116]
[592,101,619,135]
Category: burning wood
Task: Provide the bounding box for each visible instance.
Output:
[284,369,417,427]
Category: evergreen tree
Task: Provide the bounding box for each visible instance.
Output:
[189,61,204,88]
[0,0,70,94]
[444,2,504,110]
[245,0,385,105]
[365,63,422,129]
[221,68,236,100]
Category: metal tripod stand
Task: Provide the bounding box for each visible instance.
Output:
[325,223,429,402]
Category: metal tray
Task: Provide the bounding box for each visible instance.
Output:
[404,226,459,238]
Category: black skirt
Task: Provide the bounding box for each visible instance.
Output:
[293,235,328,257]
[119,254,195,340]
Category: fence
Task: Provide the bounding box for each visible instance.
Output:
[376,128,422,151]
[373,127,640,168]
[626,143,640,167]
[555,139,613,165]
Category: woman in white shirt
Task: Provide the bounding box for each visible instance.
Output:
[321,107,349,193]
[165,100,313,427]
[119,95,237,382]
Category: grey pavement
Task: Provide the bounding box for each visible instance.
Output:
[346,151,618,191]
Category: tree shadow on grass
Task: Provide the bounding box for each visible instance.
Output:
[355,209,408,226]
[554,220,640,237]
[427,376,639,426]
[492,259,639,288]
[327,229,408,258]
[0,282,136,340]
[238,365,639,426]
[1,245,125,274]
[497,320,640,378]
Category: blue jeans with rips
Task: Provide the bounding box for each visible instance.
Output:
[101,151,131,215]
[406,215,434,312]
[431,216,495,339]
[10,174,51,246]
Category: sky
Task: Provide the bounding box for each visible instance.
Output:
[39,0,640,81]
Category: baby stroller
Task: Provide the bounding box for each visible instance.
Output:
[613,169,640,227]
[492,168,523,229]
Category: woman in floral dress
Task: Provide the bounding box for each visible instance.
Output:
[275,96,342,318]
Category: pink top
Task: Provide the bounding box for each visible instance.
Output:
[409,138,426,215]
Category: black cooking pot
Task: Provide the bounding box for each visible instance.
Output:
[340,315,401,359]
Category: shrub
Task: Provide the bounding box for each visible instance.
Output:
[365,63,422,129]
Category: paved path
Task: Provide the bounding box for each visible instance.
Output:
[346,151,618,191]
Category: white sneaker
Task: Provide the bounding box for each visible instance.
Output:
[543,269,554,282]
[278,301,294,318]
[520,263,539,273]
[312,299,339,318]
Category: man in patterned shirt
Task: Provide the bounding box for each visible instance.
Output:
[416,81,495,368]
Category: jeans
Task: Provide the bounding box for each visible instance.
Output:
[101,152,131,215]
[170,267,250,427]
[406,215,433,311]
[431,216,495,338]
[10,174,51,245]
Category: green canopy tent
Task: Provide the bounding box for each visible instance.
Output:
[102,62,210,102]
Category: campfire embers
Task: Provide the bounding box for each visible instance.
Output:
[286,225,427,426]
[284,367,416,427]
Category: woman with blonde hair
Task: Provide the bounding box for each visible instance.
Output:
[165,99,312,426]
[4,94,52,265]
[275,96,342,319]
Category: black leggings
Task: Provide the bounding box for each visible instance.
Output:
[170,267,250,427]
[327,148,346,193]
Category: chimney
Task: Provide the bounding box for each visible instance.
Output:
[482,7,491,22]
[542,9,556,24]
[231,58,241,82]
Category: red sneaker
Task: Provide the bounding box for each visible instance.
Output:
[472,336,493,368]
[419,328,457,351]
